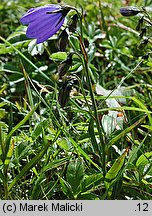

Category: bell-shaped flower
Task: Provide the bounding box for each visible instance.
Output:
[20,4,70,44]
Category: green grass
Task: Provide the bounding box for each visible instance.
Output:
[0,0,152,200]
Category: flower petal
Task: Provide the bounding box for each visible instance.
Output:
[26,13,62,37]
[36,18,64,43]
[20,4,61,24]
[26,12,64,43]
[20,4,69,43]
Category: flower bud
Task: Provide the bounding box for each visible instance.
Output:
[58,53,73,78]
[57,29,69,51]
[58,82,71,108]
[68,14,78,32]
[58,78,76,107]
[120,6,142,17]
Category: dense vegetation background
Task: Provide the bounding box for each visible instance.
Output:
[0,0,152,199]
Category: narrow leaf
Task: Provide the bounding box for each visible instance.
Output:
[108,115,146,148]
[136,152,152,167]
[105,147,129,182]
[65,134,102,172]
[88,119,99,153]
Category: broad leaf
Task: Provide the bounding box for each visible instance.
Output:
[66,158,84,195]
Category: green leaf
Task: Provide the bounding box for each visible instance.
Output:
[0,109,7,119]
[131,97,152,125]
[7,26,27,42]
[59,176,74,198]
[88,119,99,153]
[0,121,8,129]
[107,115,146,148]
[69,35,80,51]
[81,173,103,193]
[0,26,29,55]
[105,148,128,182]
[4,140,14,165]
[4,102,40,160]
[65,134,102,172]
[50,52,67,61]
[0,36,53,85]
[44,157,70,172]
[8,127,49,191]
[32,119,48,140]
[66,158,84,195]
[136,152,152,167]
[141,125,152,131]
[88,43,96,62]
[31,173,45,199]
[146,60,152,67]
[78,193,99,199]
[57,138,70,151]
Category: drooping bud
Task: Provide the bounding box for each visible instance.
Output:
[58,82,72,108]
[57,29,69,51]
[58,77,77,107]
[120,6,142,17]
[58,53,73,78]
[68,14,78,32]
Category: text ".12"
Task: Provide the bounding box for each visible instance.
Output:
[136,203,148,212]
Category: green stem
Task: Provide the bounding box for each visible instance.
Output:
[76,7,106,176]
[83,58,106,177]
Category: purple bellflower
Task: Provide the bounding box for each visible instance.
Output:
[20,4,70,44]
